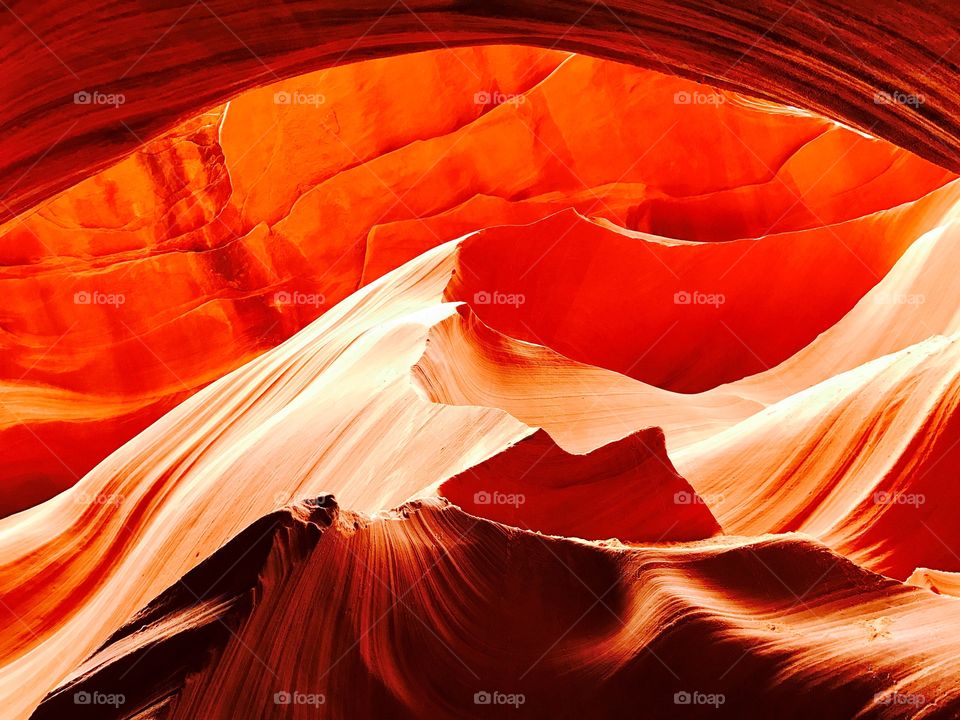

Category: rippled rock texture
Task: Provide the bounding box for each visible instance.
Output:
[3,30,960,720]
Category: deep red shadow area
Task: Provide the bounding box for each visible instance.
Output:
[440,428,721,542]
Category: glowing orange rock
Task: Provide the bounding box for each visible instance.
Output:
[4,48,950,514]
[7,206,960,714]
[6,34,960,720]
[4,0,960,223]
[444,187,957,392]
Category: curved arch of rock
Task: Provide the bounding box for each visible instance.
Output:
[5,9,960,719]
[2,0,960,221]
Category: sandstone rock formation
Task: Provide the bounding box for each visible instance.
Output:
[4,20,960,720]
[2,48,952,514]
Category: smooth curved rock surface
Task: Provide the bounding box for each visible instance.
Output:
[3,1,960,220]
[6,16,960,720]
[6,208,960,714]
[6,47,949,513]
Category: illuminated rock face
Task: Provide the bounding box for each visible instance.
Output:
[1,48,953,514]
[3,0,960,221]
[4,38,960,720]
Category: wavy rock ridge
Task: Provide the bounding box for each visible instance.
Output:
[7,204,960,715]
[4,30,960,720]
[33,499,960,720]
[2,47,953,514]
